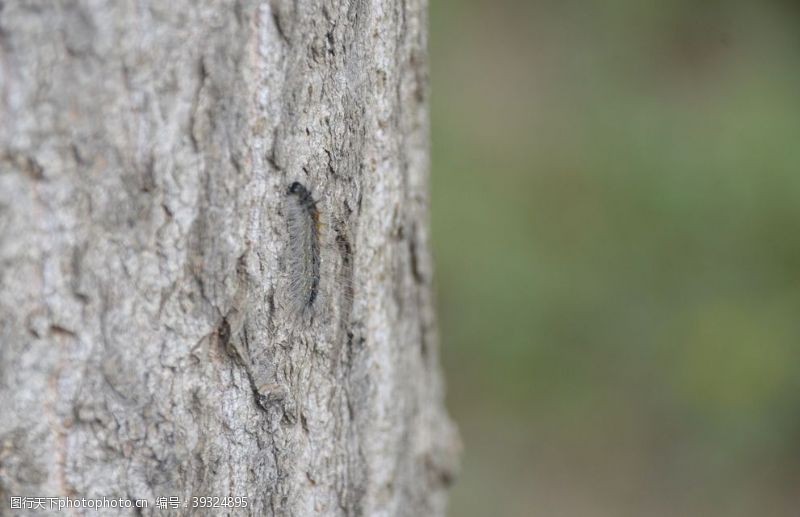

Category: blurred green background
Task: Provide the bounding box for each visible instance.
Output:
[429,1,800,516]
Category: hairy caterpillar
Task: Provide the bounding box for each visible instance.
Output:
[285,181,321,316]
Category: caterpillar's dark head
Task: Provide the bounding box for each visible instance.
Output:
[288,181,316,208]
[288,182,306,195]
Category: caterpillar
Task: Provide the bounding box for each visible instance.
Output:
[285,181,321,316]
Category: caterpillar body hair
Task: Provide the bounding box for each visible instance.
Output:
[285,181,321,316]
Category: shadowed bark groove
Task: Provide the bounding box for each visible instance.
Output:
[0,0,458,515]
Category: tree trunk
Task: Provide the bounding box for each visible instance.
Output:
[0,1,457,515]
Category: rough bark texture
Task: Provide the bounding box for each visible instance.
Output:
[0,1,457,515]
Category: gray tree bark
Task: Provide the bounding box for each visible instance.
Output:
[0,1,458,515]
